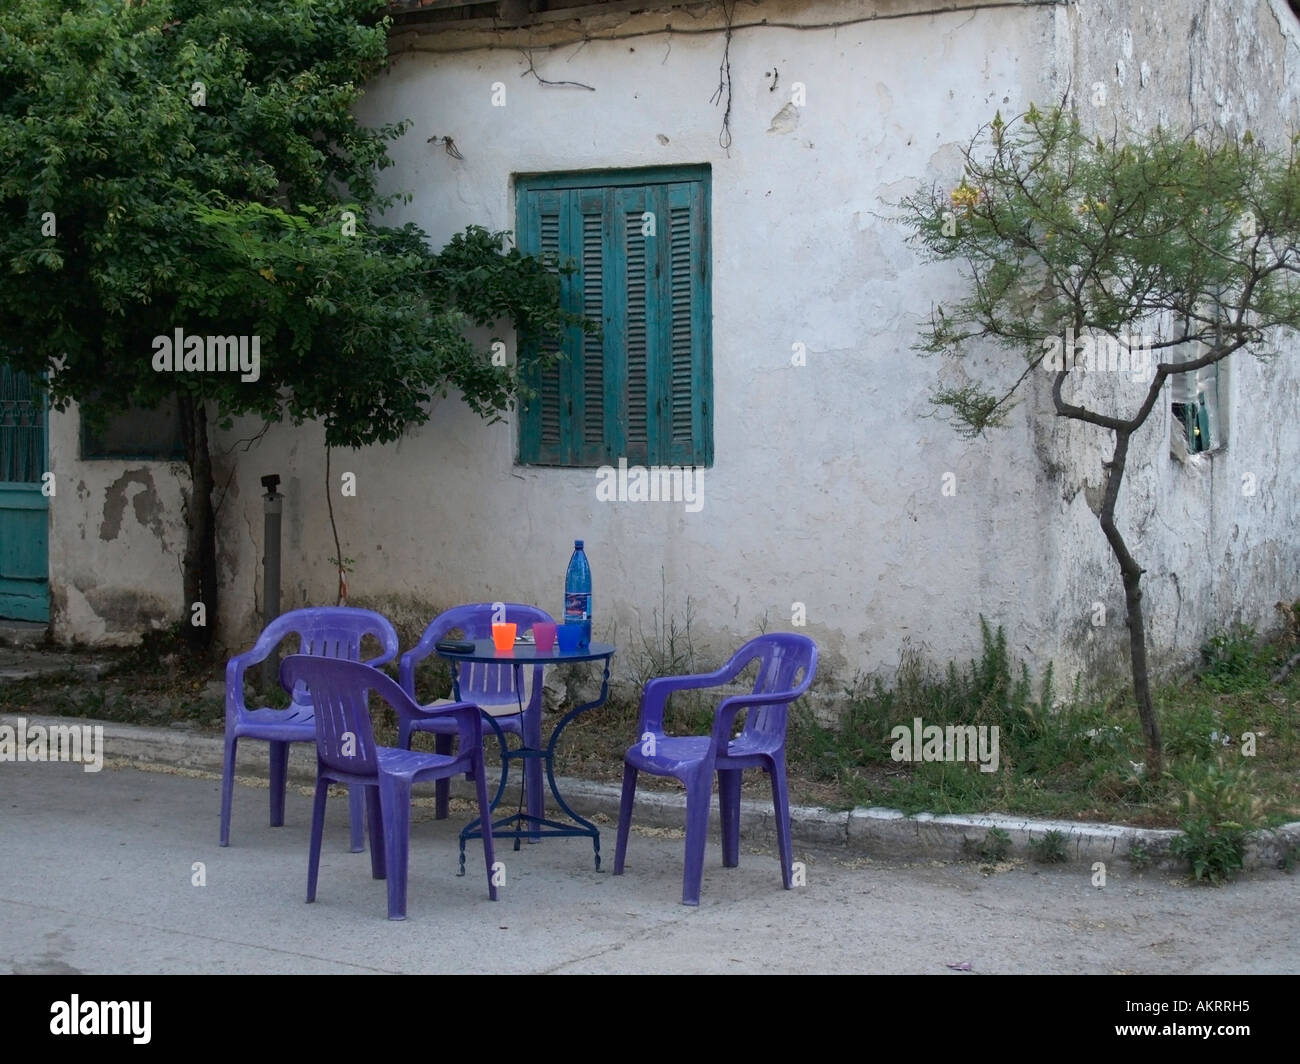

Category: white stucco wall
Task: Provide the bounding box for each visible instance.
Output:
[46,401,189,645]
[45,0,1300,702]
[1043,0,1300,688]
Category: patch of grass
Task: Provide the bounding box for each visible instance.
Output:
[881,757,1001,815]
[781,613,1300,829]
[1198,625,1276,693]
[1171,817,1247,885]
[621,572,716,736]
[1125,840,1152,871]
[1168,759,1263,884]
[977,826,1012,862]
[1029,829,1069,863]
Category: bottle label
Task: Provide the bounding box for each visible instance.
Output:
[564,592,590,621]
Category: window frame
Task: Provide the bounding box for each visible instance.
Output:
[0,363,47,485]
[1170,305,1228,457]
[79,399,186,462]
[514,165,713,469]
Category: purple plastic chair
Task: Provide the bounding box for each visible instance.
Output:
[221,607,399,851]
[280,655,497,920]
[614,633,818,905]
[399,603,552,826]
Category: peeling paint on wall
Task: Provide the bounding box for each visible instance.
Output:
[767,102,798,134]
[98,470,166,543]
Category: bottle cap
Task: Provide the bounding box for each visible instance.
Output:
[575,539,584,549]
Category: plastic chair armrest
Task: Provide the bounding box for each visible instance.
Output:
[638,666,733,733]
[224,655,251,724]
[398,621,451,697]
[397,650,422,697]
[404,699,485,752]
[710,690,804,749]
[363,623,400,668]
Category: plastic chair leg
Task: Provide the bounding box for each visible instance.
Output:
[681,768,713,906]
[306,777,329,903]
[435,733,453,820]
[268,740,290,828]
[718,768,742,868]
[348,786,366,853]
[769,753,794,889]
[365,786,385,880]
[219,735,238,846]
[378,776,412,921]
[613,762,638,875]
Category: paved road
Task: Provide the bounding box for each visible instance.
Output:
[1,761,1296,974]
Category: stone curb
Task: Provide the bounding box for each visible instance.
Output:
[0,623,47,649]
[0,663,103,683]
[4,713,1298,872]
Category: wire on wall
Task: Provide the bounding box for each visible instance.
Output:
[708,0,734,151]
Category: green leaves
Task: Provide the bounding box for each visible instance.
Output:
[898,105,1300,434]
[930,386,1009,438]
[0,0,578,450]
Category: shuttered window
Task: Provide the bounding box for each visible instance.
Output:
[516,168,712,467]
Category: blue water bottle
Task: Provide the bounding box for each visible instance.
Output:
[564,540,592,649]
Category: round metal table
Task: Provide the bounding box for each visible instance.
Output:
[435,639,616,872]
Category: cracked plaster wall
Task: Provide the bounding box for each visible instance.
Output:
[45,401,188,646]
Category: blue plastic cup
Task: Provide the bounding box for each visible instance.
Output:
[556,622,584,653]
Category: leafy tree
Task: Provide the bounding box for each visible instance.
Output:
[900,105,1300,777]
[0,0,577,648]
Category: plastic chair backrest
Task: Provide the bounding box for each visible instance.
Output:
[736,634,817,740]
[260,607,398,707]
[279,656,398,778]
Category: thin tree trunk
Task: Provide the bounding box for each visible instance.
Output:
[1097,430,1164,777]
[325,444,347,606]
[178,394,217,652]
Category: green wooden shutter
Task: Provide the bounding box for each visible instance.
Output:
[665,181,711,465]
[613,185,651,464]
[1194,392,1212,453]
[519,188,566,464]
[519,187,613,465]
[608,180,711,466]
[573,189,607,464]
[518,168,711,468]
[646,180,712,466]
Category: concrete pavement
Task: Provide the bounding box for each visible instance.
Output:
[2,759,1298,974]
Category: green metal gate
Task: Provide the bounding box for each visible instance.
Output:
[0,364,49,621]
